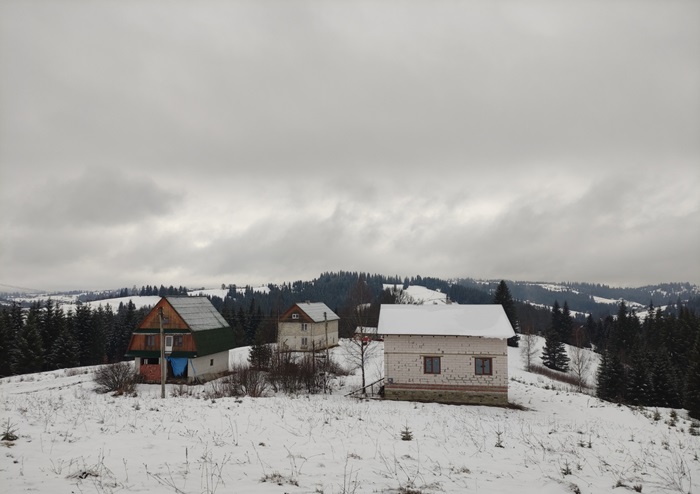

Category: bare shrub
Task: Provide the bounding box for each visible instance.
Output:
[94,362,139,395]
[267,350,332,394]
[529,364,588,390]
[268,351,304,394]
[231,364,268,397]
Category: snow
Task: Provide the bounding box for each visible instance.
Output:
[188,286,271,299]
[83,296,163,310]
[1,341,698,494]
[378,304,515,338]
[383,284,451,304]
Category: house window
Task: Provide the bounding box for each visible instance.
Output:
[145,335,156,348]
[424,356,441,374]
[210,359,214,366]
[292,313,300,319]
[301,337,308,347]
[475,357,492,375]
[301,323,308,331]
[174,335,183,347]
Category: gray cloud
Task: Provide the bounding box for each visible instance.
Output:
[1,1,699,291]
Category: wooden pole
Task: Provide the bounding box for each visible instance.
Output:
[159,306,165,399]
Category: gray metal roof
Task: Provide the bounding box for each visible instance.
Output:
[166,296,229,332]
[296,302,339,322]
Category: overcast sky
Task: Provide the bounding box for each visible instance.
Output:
[1,1,699,292]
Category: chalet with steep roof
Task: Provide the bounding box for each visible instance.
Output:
[277,302,339,352]
[379,304,515,405]
[126,296,234,383]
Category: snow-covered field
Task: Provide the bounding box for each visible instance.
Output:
[1,340,698,494]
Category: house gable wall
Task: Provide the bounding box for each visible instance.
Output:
[278,320,339,351]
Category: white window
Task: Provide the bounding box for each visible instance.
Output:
[301,337,308,347]
[292,313,299,319]
[301,323,308,331]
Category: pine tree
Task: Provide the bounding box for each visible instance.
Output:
[625,350,650,405]
[51,316,80,370]
[560,302,574,345]
[0,307,17,376]
[15,303,44,374]
[493,280,519,347]
[541,302,569,371]
[248,331,272,371]
[684,331,700,420]
[596,349,625,402]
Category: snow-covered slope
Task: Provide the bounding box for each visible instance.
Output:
[1,341,698,493]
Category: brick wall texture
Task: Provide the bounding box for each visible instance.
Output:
[384,334,509,405]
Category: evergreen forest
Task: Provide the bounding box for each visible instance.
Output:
[1,271,699,418]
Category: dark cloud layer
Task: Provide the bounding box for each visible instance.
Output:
[1,1,698,291]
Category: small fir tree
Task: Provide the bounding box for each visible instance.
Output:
[541,302,569,371]
[249,332,273,371]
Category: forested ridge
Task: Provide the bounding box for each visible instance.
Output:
[1,272,699,417]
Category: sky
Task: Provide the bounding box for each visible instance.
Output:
[1,1,699,292]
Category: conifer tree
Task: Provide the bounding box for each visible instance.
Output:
[596,349,625,402]
[560,302,574,345]
[493,280,519,347]
[541,302,569,371]
[15,303,44,374]
[625,350,651,405]
[684,331,700,420]
[249,331,272,371]
[0,306,17,376]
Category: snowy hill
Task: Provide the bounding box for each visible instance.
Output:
[1,340,698,493]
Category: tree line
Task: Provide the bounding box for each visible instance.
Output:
[521,294,700,419]
[0,300,147,377]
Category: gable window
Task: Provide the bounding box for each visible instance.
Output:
[145,335,156,348]
[475,357,492,375]
[292,313,300,319]
[173,335,183,347]
[424,356,441,374]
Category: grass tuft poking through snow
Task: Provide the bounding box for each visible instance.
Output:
[0,339,697,493]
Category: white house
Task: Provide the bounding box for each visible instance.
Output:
[378,304,515,405]
[277,302,339,352]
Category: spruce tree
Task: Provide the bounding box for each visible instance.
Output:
[684,331,700,420]
[625,350,650,405]
[51,321,80,370]
[541,302,569,371]
[560,302,574,345]
[15,303,44,374]
[0,307,16,376]
[493,280,519,347]
[596,349,625,402]
[249,331,272,371]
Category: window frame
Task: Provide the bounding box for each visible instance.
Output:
[423,356,441,374]
[145,335,156,348]
[474,357,493,376]
[173,335,184,347]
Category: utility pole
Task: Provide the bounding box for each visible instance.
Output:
[324,311,329,361]
[324,311,329,394]
[159,306,165,399]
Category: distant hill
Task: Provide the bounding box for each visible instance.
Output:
[2,274,697,320]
